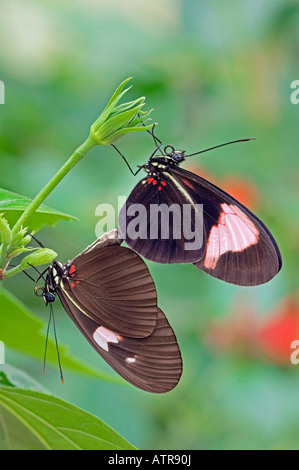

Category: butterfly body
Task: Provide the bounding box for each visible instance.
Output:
[143,149,186,178]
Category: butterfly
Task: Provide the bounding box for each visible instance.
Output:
[34,229,182,393]
[116,132,282,286]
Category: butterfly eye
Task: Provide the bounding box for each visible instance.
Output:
[172,152,185,162]
[45,292,56,303]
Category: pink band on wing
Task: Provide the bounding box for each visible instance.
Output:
[93,326,120,351]
[204,203,259,270]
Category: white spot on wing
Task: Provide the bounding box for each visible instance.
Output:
[125,356,137,364]
[93,326,119,351]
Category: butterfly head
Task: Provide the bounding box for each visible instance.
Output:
[164,145,186,163]
[34,284,56,305]
[34,263,63,305]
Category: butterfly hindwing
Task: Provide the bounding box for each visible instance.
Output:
[170,166,282,285]
[57,290,182,393]
[59,236,158,338]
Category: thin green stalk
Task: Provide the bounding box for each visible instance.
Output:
[11,135,96,237]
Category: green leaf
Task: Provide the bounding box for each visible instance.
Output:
[0,386,137,450]
[110,124,154,142]
[0,372,15,388]
[0,287,125,384]
[0,365,49,392]
[0,188,78,232]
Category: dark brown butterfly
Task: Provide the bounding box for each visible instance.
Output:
[35,230,182,393]
[117,133,282,286]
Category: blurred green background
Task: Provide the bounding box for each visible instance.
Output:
[0,0,299,450]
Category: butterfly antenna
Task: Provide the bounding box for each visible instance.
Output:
[21,269,38,283]
[136,112,163,147]
[8,263,37,283]
[185,138,256,157]
[148,124,163,147]
[50,303,64,384]
[26,263,49,282]
[28,233,45,248]
[43,306,52,377]
[149,143,164,160]
[147,125,165,156]
[8,262,47,283]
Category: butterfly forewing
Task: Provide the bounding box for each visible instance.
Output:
[57,290,182,393]
[60,243,158,338]
[118,173,206,264]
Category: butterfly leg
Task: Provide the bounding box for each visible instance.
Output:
[26,263,49,282]
[111,144,144,176]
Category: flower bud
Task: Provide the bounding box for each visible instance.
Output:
[10,227,28,248]
[0,215,12,247]
[7,247,33,259]
[90,78,154,146]
[21,248,57,269]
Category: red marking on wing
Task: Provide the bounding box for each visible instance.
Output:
[181,178,195,189]
[69,264,76,277]
[147,178,166,190]
[204,203,259,270]
[70,282,75,288]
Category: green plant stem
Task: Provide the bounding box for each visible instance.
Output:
[2,264,26,279]
[11,135,96,238]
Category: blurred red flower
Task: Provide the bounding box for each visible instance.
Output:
[257,296,299,365]
[183,163,215,183]
[205,295,299,366]
[183,163,259,209]
[220,176,259,210]
[205,306,260,359]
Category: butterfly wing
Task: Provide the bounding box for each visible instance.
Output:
[57,289,182,393]
[118,174,206,264]
[170,166,282,285]
[59,231,158,338]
